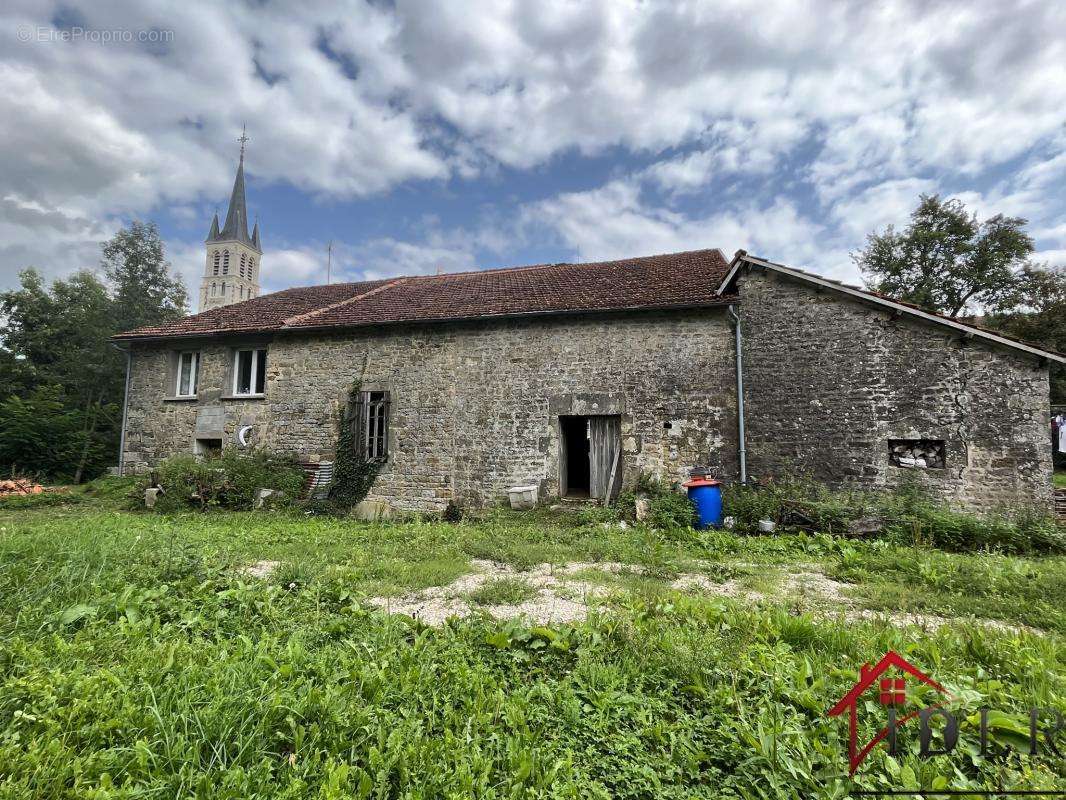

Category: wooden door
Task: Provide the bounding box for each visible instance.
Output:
[588,415,621,502]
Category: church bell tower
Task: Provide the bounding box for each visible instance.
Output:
[199,127,262,312]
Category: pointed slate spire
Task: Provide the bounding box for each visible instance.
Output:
[211,126,259,250]
[206,212,220,241]
[251,218,260,250]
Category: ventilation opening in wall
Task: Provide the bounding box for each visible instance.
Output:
[194,437,223,458]
[889,439,946,470]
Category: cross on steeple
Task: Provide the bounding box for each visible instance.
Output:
[238,124,249,159]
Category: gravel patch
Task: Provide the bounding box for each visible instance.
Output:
[365,559,621,626]
[360,558,1040,635]
[243,560,281,579]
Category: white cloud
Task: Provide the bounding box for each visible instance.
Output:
[1,0,1065,292]
[526,177,849,277]
[829,177,938,240]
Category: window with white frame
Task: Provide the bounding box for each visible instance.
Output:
[175,351,199,397]
[354,391,390,461]
[232,348,267,396]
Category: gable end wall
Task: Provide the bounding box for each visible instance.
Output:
[738,268,1053,512]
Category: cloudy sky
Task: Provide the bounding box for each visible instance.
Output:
[2,0,1065,302]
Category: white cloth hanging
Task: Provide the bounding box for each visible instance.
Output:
[1058,414,1066,453]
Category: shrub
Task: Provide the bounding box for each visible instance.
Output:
[311,382,381,515]
[575,504,621,526]
[442,501,463,523]
[611,477,696,532]
[147,450,306,512]
[646,489,697,531]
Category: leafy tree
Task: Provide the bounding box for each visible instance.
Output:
[0,221,187,483]
[102,220,187,334]
[0,387,111,482]
[986,264,1066,404]
[0,269,122,482]
[854,195,1033,318]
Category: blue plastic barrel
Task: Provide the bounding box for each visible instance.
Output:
[682,478,723,529]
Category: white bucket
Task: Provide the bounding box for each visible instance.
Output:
[507,485,538,510]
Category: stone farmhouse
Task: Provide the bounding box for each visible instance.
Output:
[113,152,1064,514]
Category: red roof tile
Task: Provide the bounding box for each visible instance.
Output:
[114,249,733,340]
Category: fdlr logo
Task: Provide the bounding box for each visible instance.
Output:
[827,651,1062,777]
[827,651,951,775]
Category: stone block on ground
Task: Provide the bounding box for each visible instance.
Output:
[144,487,162,509]
[254,488,282,510]
[353,499,392,521]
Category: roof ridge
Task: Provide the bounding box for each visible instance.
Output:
[399,247,726,282]
[282,278,410,326]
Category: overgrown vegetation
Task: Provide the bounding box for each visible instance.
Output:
[581,474,698,533]
[0,497,1063,797]
[315,382,381,515]
[145,450,306,512]
[725,478,1066,554]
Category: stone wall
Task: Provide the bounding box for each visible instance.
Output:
[122,309,739,510]
[737,267,1053,512]
[122,274,1055,514]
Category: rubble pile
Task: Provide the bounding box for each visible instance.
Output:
[0,479,44,496]
[889,440,945,469]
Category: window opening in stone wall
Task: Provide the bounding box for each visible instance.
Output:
[233,348,267,396]
[889,439,946,469]
[175,351,199,397]
[354,391,390,461]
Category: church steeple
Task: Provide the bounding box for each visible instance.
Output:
[209,126,258,250]
[198,128,263,312]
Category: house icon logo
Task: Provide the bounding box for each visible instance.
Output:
[826,650,954,776]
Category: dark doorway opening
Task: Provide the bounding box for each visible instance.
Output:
[560,416,591,498]
[559,414,621,501]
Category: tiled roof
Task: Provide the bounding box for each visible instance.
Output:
[114,249,733,340]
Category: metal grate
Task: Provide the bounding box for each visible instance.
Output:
[300,461,334,500]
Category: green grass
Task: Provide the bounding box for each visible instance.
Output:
[1055,470,1066,489]
[831,544,1066,633]
[0,496,1063,797]
[466,576,539,606]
